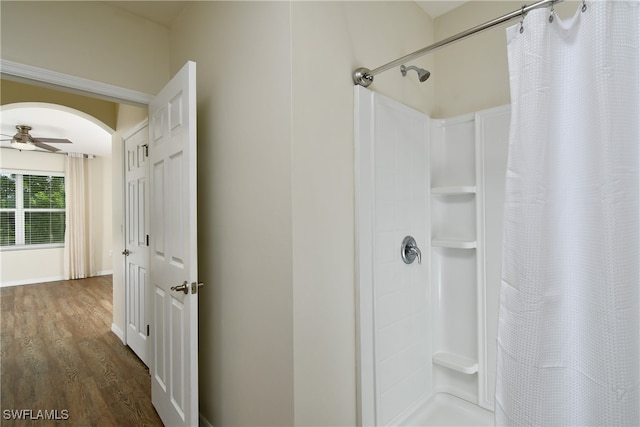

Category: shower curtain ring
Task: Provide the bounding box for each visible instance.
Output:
[549,3,554,23]
[519,5,526,33]
[581,0,587,12]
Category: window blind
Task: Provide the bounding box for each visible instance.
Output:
[0,172,65,247]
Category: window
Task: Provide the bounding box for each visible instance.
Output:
[0,172,65,248]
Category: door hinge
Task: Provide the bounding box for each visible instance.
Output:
[142,144,149,157]
[147,325,150,337]
[146,234,149,246]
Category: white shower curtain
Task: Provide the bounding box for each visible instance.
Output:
[496,2,640,425]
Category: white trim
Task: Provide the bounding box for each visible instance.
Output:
[474,104,510,412]
[0,243,64,252]
[1,168,65,178]
[475,109,489,412]
[0,275,65,287]
[111,323,126,344]
[96,270,113,276]
[354,86,377,427]
[122,118,150,140]
[0,271,114,287]
[0,59,154,107]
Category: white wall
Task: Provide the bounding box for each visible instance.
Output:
[434,0,580,117]
[0,148,112,285]
[169,3,295,425]
[0,150,65,284]
[0,1,170,95]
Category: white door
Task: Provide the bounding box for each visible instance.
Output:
[124,122,150,366]
[149,61,199,427]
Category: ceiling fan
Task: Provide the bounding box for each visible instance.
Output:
[1,125,72,152]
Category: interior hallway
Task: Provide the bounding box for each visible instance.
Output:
[0,276,163,426]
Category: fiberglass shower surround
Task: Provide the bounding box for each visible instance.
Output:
[355,86,509,426]
[353,4,514,423]
[354,0,640,426]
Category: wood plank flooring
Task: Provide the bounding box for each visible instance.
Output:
[0,276,164,426]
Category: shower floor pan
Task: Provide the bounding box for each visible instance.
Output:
[401,393,494,426]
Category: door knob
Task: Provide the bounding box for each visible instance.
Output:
[171,281,189,294]
[122,249,130,256]
[401,236,422,265]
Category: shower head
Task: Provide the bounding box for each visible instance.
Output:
[400,65,431,82]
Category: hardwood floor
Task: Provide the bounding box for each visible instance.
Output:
[0,276,163,426]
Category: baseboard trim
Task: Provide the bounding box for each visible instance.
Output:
[1,271,114,288]
[199,413,214,427]
[96,270,114,276]
[111,323,126,344]
[0,275,65,288]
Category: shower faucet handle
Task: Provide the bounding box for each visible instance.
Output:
[409,245,422,264]
[401,236,422,265]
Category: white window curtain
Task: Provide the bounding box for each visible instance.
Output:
[64,153,95,280]
[496,2,640,425]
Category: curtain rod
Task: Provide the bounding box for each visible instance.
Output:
[353,0,564,87]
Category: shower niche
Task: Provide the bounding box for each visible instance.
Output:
[430,113,481,406]
[429,106,511,415]
[430,116,479,404]
[356,86,510,426]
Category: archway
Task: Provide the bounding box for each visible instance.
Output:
[0,102,114,285]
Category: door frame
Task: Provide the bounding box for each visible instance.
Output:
[1,59,153,106]
[2,59,202,426]
[1,59,155,344]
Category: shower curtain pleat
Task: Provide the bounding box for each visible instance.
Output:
[495,2,640,425]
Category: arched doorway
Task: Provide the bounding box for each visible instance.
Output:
[1,102,113,285]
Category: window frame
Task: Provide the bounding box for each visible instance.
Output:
[0,169,66,251]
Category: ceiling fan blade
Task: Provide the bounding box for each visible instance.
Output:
[1,138,13,141]
[33,137,73,144]
[33,141,61,152]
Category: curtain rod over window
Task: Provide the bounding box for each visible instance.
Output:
[352,0,566,87]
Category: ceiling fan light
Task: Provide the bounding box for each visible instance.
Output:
[11,140,36,151]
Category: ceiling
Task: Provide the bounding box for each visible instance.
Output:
[1,104,112,157]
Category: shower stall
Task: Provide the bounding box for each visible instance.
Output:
[355,86,511,425]
[354,0,640,425]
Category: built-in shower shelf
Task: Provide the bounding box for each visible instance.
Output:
[431,186,476,195]
[433,352,478,374]
[432,238,477,249]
